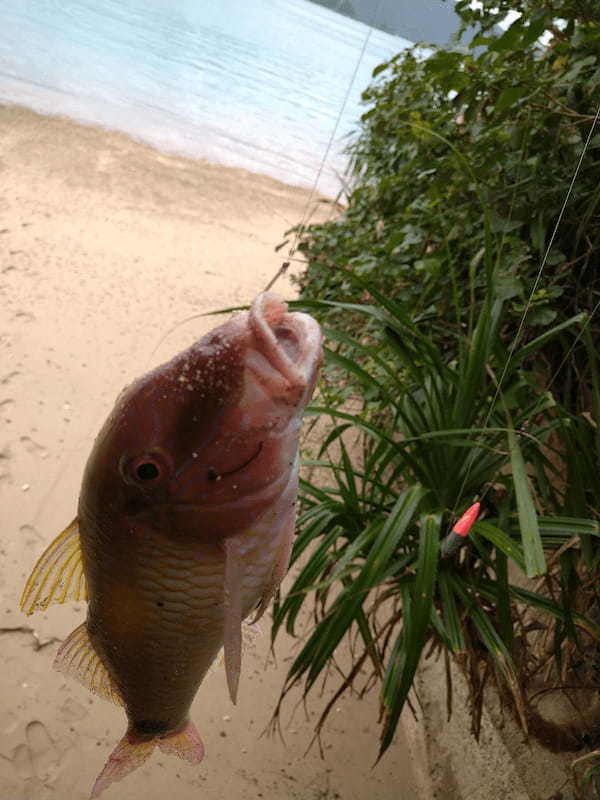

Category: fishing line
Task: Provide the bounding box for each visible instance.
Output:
[452,100,600,519]
[151,2,386,357]
[263,0,386,292]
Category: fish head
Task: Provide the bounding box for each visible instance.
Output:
[79,293,322,540]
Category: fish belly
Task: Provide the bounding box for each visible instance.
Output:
[87,510,290,733]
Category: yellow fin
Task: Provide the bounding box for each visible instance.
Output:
[20,518,88,616]
[54,622,123,706]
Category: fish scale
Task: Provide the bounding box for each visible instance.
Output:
[88,501,288,726]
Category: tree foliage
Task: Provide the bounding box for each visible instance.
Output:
[294,0,600,409]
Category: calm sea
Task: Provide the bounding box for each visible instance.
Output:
[0,0,408,196]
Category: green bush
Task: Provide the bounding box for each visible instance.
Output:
[272,284,599,758]
[293,0,600,409]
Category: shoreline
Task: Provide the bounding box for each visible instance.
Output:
[0,99,343,201]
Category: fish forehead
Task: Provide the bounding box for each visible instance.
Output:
[95,318,248,460]
[97,294,321,459]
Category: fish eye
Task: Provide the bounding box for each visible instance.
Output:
[122,452,170,487]
[135,461,160,482]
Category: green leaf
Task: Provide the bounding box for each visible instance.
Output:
[379,513,441,758]
[476,580,600,642]
[272,524,340,639]
[448,574,516,673]
[495,87,529,111]
[511,313,585,365]
[473,521,526,573]
[489,22,525,51]
[508,429,546,577]
[531,516,600,539]
[285,485,428,694]
[324,347,395,405]
[495,274,522,300]
[521,15,547,46]
[438,571,465,653]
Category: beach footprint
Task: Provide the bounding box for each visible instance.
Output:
[19,435,45,455]
[26,720,61,782]
[0,444,12,485]
[6,720,66,788]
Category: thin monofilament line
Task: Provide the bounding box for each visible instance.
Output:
[153,13,385,355]
[453,101,600,515]
[264,0,385,292]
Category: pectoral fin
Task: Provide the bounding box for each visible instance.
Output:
[54,622,123,706]
[223,538,244,705]
[20,518,87,616]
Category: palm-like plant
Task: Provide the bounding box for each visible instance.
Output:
[271,279,600,759]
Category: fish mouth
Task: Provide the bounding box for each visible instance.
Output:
[245,292,322,401]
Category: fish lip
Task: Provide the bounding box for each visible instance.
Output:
[248,292,322,393]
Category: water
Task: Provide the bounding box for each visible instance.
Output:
[0,0,408,196]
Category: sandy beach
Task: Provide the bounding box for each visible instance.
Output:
[0,105,434,800]
[0,106,572,800]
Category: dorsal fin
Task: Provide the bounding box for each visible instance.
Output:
[20,518,87,616]
[54,622,123,706]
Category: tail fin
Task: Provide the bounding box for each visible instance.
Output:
[156,721,204,763]
[91,721,204,798]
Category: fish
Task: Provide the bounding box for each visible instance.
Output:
[20,292,322,797]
